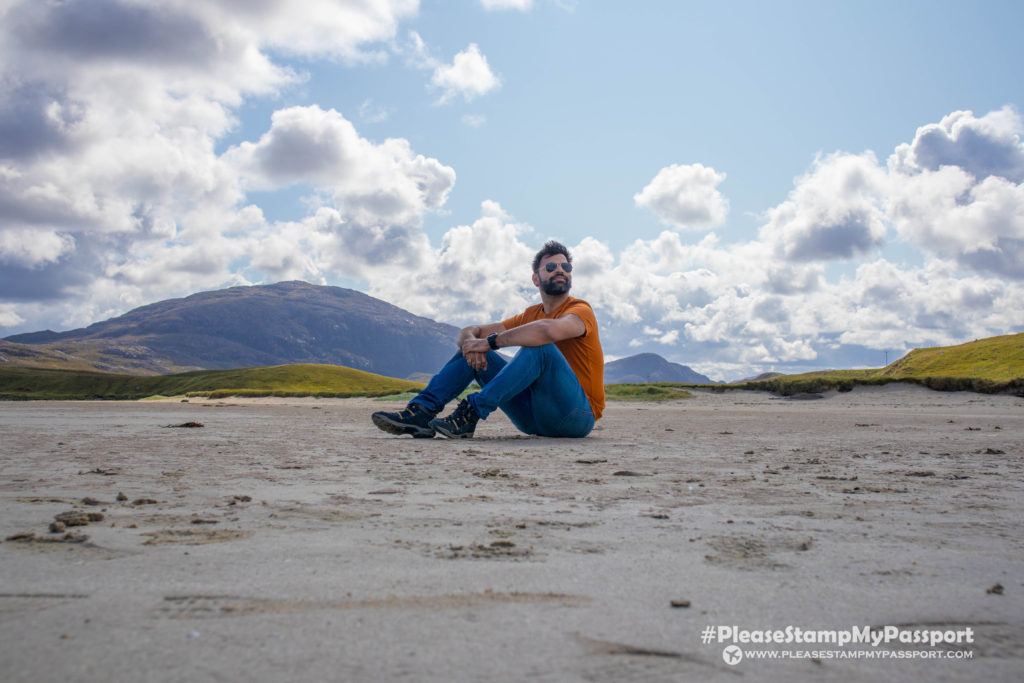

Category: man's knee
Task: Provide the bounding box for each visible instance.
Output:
[518,344,559,359]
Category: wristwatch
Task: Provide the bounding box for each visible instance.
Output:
[487,332,500,350]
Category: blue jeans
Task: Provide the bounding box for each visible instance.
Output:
[410,345,595,438]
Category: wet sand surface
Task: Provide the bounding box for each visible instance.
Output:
[1,385,1022,682]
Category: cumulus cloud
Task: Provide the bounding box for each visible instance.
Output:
[762,107,1024,279]
[0,304,25,328]
[221,105,455,279]
[887,107,1024,279]
[0,0,421,329]
[401,31,501,105]
[760,152,888,261]
[196,0,418,64]
[890,107,1024,182]
[0,228,75,269]
[430,43,501,104]
[634,163,729,230]
[367,200,536,324]
[227,105,455,230]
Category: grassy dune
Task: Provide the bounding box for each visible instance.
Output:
[878,333,1024,383]
[744,333,1024,395]
[627,333,1024,398]
[603,384,694,401]
[0,364,424,400]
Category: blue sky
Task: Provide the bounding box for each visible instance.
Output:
[240,1,1022,250]
[2,0,1023,380]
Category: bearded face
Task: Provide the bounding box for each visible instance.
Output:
[537,257,572,295]
[541,275,571,296]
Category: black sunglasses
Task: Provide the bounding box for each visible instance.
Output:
[543,262,573,273]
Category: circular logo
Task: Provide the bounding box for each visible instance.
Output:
[723,645,744,665]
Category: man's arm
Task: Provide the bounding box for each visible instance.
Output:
[456,322,506,348]
[462,315,586,356]
[457,322,506,371]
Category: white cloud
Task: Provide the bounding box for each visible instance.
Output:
[760,152,888,262]
[887,107,1024,278]
[227,105,455,231]
[889,106,1024,182]
[0,227,75,268]
[655,329,680,345]
[760,107,1024,278]
[462,114,487,127]
[366,200,535,324]
[431,43,501,104]
[0,0,421,329]
[0,304,25,328]
[195,0,418,64]
[400,32,501,105]
[0,1,1020,387]
[222,105,454,278]
[634,163,729,230]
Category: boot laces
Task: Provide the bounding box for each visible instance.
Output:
[451,400,475,426]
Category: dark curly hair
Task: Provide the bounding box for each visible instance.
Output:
[532,240,572,273]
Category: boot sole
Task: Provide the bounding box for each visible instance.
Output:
[372,413,435,438]
[429,422,475,439]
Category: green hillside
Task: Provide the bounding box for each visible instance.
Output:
[724,333,1024,395]
[0,364,424,400]
[878,333,1024,383]
[605,332,1024,398]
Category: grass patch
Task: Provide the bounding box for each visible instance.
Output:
[605,384,694,402]
[880,333,1024,383]
[0,364,424,401]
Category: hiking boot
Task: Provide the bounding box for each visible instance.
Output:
[372,403,436,438]
[429,399,479,439]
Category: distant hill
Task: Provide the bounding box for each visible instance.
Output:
[3,281,459,379]
[878,332,1024,383]
[605,353,713,384]
[737,332,1024,395]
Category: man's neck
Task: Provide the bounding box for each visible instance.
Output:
[540,292,571,314]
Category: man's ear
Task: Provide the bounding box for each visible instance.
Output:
[532,271,541,287]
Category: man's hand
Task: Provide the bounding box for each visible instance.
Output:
[461,337,490,370]
[456,322,505,372]
[464,350,488,371]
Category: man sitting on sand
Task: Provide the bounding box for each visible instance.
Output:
[372,240,604,439]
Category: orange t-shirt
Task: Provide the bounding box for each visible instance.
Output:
[502,297,605,419]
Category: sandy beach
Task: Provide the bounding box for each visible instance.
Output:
[1,385,1022,682]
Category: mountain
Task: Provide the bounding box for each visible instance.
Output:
[3,281,459,379]
[604,353,713,384]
